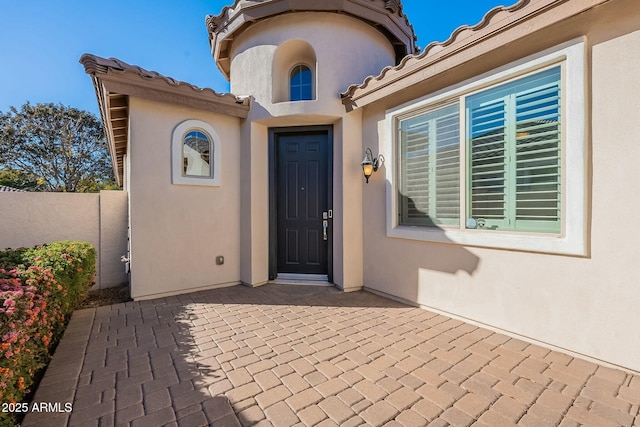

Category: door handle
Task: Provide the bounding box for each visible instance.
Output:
[322,220,328,241]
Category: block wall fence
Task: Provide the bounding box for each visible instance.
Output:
[0,190,128,289]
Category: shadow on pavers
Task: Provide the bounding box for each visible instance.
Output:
[23,291,242,427]
[23,283,404,426]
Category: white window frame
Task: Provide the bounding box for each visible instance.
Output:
[171,120,222,187]
[384,38,587,256]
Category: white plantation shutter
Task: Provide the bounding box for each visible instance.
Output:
[468,98,507,225]
[514,73,561,231]
[399,104,459,227]
[401,115,431,223]
[467,66,561,232]
[434,109,461,222]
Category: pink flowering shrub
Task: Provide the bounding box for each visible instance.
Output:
[24,241,97,319]
[0,268,59,404]
[0,241,95,426]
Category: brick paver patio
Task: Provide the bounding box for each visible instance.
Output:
[23,284,640,426]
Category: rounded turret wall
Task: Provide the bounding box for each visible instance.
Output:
[228,12,399,114]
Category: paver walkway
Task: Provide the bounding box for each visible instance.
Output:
[23,284,640,427]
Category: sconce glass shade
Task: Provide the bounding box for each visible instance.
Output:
[362,162,374,182]
[362,148,374,183]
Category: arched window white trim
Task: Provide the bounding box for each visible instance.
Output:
[171,120,221,187]
[272,39,317,103]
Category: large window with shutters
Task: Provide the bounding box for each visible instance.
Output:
[396,67,561,233]
[386,40,586,255]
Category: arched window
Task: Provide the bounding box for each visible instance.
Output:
[272,40,316,103]
[290,64,313,101]
[172,120,221,186]
[183,130,211,177]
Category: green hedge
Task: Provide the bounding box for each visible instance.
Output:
[0,241,96,427]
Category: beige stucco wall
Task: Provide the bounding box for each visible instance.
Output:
[238,121,269,287]
[127,97,242,299]
[0,192,99,250]
[360,7,640,372]
[98,190,129,289]
[0,191,128,288]
[334,109,365,292]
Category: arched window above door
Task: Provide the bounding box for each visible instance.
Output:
[289,64,313,101]
[272,40,316,103]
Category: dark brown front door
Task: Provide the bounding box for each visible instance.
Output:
[273,129,331,276]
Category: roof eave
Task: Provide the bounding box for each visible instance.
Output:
[80,54,250,186]
[86,73,125,186]
[207,0,419,78]
[341,0,610,110]
[95,73,250,119]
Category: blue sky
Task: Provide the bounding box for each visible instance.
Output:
[0,1,513,116]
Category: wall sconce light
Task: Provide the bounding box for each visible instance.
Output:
[361,147,385,183]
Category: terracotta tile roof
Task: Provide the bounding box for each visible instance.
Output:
[206,0,419,79]
[341,0,613,108]
[80,54,248,107]
[207,0,416,39]
[340,0,531,102]
[206,0,417,39]
[80,54,250,186]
